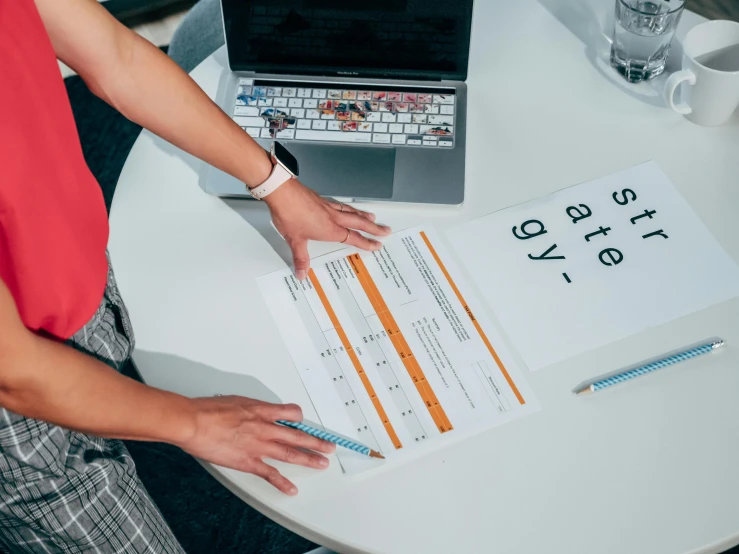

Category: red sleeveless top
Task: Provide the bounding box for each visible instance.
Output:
[0,0,109,339]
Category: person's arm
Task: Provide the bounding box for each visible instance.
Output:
[0,278,334,495]
[35,0,390,279]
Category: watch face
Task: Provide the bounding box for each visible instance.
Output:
[272,141,299,177]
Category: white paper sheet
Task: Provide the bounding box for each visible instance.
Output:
[447,161,739,371]
[258,227,538,474]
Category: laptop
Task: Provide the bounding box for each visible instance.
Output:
[202,0,473,205]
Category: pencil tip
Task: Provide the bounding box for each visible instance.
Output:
[369,450,385,459]
[575,388,592,395]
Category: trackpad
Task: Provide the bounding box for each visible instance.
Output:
[288,144,395,200]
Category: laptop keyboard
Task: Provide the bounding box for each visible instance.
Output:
[232,80,455,148]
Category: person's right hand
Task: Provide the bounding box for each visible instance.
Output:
[177,396,336,495]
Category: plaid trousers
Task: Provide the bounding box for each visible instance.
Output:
[0,258,185,553]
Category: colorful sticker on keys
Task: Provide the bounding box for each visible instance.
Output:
[328,90,342,99]
[351,111,366,121]
[267,87,281,96]
[337,111,351,121]
[336,102,350,112]
[412,114,427,124]
[417,94,432,103]
[342,90,357,100]
[343,122,358,132]
[409,103,424,113]
[252,86,267,97]
[266,117,297,137]
[321,110,336,119]
[373,91,387,101]
[357,91,372,100]
[318,100,335,110]
[387,92,402,102]
[261,108,289,118]
[395,103,409,112]
[421,125,452,136]
[237,95,258,107]
[358,122,372,132]
[428,115,453,125]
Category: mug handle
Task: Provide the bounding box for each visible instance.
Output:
[664,69,696,115]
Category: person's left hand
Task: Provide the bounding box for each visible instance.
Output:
[264,179,391,280]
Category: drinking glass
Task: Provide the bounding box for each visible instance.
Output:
[610,0,685,83]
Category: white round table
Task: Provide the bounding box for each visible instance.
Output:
[109,1,739,552]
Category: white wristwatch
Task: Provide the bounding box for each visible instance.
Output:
[248,142,299,200]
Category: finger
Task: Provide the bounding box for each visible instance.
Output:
[335,212,391,237]
[271,425,337,454]
[289,239,310,281]
[249,401,303,423]
[253,462,298,495]
[343,230,383,251]
[328,202,377,222]
[265,442,330,470]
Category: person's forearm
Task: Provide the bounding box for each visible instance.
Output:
[0,330,195,446]
[96,28,272,188]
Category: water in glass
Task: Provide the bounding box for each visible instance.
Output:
[610,0,685,83]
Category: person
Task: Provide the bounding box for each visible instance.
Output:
[0,0,391,552]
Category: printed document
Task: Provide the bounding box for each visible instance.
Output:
[447,161,739,371]
[258,227,538,474]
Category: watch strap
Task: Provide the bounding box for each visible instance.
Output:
[249,162,292,200]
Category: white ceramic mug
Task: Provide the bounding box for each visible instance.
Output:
[664,20,739,126]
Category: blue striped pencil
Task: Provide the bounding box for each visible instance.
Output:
[576,340,725,395]
[276,420,385,459]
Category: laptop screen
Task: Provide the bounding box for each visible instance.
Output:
[221,0,474,81]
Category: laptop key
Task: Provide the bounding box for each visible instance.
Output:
[428,115,454,126]
[438,139,453,147]
[291,108,305,118]
[381,113,396,123]
[440,105,455,115]
[306,110,320,119]
[297,88,311,98]
[275,129,294,139]
[389,124,403,133]
[234,106,259,116]
[424,104,440,114]
[391,134,407,144]
[312,120,327,130]
[233,116,265,127]
[373,123,388,133]
[327,121,341,131]
[372,133,391,144]
[328,90,342,99]
[273,98,288,107]
[245,127,261,138]
[366,112,382,122]
[297,119,312,129]
[397,114,412,123]
[288,98,303,108]
[404,124,419,134]
[283,88,297,97]
[312,89,327,99]
[303,99,318,109]
[407,137,422,145]
[433,95,455,104]
[295,130,372,143]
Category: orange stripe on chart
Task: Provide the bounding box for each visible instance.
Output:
[308,269,403,449]
[419,232,526,405]
[347,254,453,433]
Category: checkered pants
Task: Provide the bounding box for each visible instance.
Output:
[0,258,185,553]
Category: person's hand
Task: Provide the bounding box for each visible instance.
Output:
[264,179,392,280]
[178,396,336,495]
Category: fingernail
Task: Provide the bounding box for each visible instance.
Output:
[319,458,329,468]
[368,213,377,221]
[383,226,392,234]
[289,486,298,495]
[296,269,307,281]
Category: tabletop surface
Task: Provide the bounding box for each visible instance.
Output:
[108,1,739,553]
